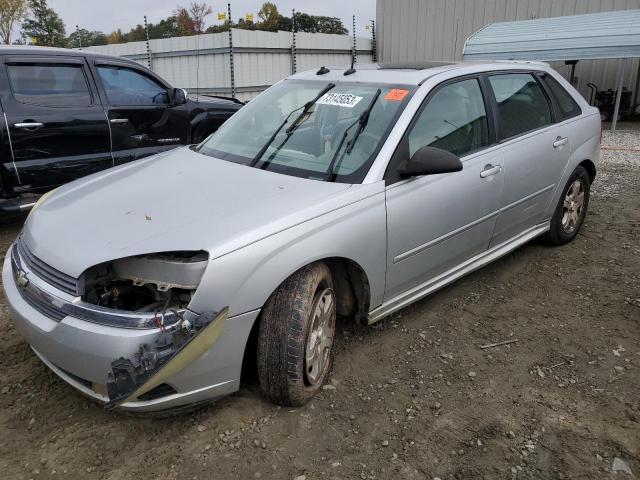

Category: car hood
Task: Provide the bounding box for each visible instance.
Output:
[23,147,353,278]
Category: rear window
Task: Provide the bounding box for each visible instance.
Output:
[7,64,92,107]
[489,73,552,140]
[538,72,582,120]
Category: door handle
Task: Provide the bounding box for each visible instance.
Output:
[14,122,43,129]
[553,136,568,148]
[110,118,129,125]
[480,164,501,178]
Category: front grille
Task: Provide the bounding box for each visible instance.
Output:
[19,283,67,321]
[16,237,78,296]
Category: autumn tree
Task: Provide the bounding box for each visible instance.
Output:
[106,29,125,44]
[187,1,211,33]
[21,0,66,46]
[257,2,280,31]
[173,7,195,36]
[0,0,27,44]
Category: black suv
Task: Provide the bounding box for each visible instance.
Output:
[0,46,242,212]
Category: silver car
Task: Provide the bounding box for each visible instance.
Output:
[3,61,600,412]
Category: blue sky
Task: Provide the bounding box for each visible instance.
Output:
[47,0,376,36]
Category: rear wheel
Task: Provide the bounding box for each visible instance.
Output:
[257,263,336,406]
[544,165,590,245]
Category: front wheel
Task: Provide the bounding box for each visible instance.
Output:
[257,263,336,406]
[544,165,591,245]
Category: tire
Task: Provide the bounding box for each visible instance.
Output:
[257,262,336,406]
[544,165,591,245]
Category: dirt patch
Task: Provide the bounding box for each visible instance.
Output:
[0,133,638,480]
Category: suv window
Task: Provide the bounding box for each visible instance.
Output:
[97,66,169,106]
[489,73,552,140]
[408,78,489,157]
[7,64,92,107]
[538,72,582,120]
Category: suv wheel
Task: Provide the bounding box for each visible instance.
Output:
[545,165,591,245]
[257,262,336,406]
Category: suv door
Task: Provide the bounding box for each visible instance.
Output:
[0,56,112,192]
[486,72,570,246]
[93,61,190,165]
[384,77,504,300]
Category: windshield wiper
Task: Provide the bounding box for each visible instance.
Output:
[345,89,381,155]
[324,89,382,182]
[250,83,335,168]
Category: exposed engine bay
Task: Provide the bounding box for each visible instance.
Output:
[80,251,209,318]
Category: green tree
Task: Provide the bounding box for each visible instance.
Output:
[280,12,348,35]
[277,15,291,31]
[236,17,255,30]
[314,16,348,35]
[150,16,178,38]
[205,21,228,34]
[0,0,28,44]
[292,12,315,32]
[21,0,66,46]
[68,28,107,47]
[257,2,280,31]
[123,24,145,42]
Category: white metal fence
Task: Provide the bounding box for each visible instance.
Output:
[85,29,373,101]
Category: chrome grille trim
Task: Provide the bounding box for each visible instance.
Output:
[16,236,78,296]
[19,283,66,321]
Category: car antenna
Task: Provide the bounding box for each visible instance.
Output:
[344,56,356,76]
[316,66,330,75]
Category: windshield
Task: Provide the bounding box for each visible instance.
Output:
[196,80,415,183]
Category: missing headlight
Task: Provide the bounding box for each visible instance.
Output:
[80,251,208,313]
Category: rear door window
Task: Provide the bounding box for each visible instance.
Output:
[488,73,552,140]
[7,63,92,107]
[538,72,582,120]
[97,65,169,106]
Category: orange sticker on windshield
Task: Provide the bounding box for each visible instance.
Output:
[385,89,409,101]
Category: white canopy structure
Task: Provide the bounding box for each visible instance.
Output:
[463,9,640,130]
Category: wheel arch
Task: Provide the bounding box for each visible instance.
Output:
[579,158,596,182]
[239,256,372,384]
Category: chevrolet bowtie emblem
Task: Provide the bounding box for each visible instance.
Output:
[16,271,29,288]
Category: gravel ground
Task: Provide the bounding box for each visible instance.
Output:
[0,131,638,480]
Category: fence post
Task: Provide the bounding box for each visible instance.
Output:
[291,9,297,74]
[143,16,152,70]
[370,20,376,62]
[228,3,236,99]
[352,15,357,66]
[75,25,82,49]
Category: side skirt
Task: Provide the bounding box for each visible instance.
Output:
[367,221,550,325]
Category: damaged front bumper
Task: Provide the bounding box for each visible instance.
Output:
[3,245,259,412]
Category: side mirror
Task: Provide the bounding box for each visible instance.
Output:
[398,146,463,178]
[173,88,188,105]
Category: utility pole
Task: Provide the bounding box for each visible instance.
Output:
[143,15,152,70]
[228,2,235,99]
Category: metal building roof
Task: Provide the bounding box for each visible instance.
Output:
[463,9,640,61]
